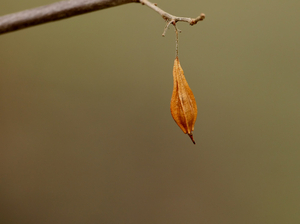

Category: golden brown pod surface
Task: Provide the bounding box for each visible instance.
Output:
[170,57,198,144]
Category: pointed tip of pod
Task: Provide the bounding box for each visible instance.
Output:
[188,134,196,144]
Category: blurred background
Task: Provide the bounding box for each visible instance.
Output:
[1,0,300,223]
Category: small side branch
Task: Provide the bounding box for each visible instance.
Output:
[140,0,205,36]
[0,0,139,35]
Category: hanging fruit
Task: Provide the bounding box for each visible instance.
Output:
[170,57,198,144]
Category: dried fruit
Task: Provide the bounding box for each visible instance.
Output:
[170,57,198,144]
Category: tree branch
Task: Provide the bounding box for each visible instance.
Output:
[0,0,139,35]
[0,0,205,36]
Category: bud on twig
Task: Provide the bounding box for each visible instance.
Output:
[170,57,198,144]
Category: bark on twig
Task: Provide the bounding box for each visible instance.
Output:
[0,0,139,35]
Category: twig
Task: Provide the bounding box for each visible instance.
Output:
[140,0,205,36]
[0,0,139,35]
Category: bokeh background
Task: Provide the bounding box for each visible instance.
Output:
[1,0,300,223]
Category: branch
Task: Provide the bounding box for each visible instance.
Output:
[140,0,205,36]
[0,0,205,36]
[0,0,139,35]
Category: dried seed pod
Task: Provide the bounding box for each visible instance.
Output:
[170,57,198,144]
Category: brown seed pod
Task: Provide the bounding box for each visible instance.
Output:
[170,57,198,144]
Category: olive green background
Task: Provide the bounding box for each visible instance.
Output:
[1,0,300,223]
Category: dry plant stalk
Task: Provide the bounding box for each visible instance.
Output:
[170,57,198,144]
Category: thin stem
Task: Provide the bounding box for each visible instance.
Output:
[175,26,179,58]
